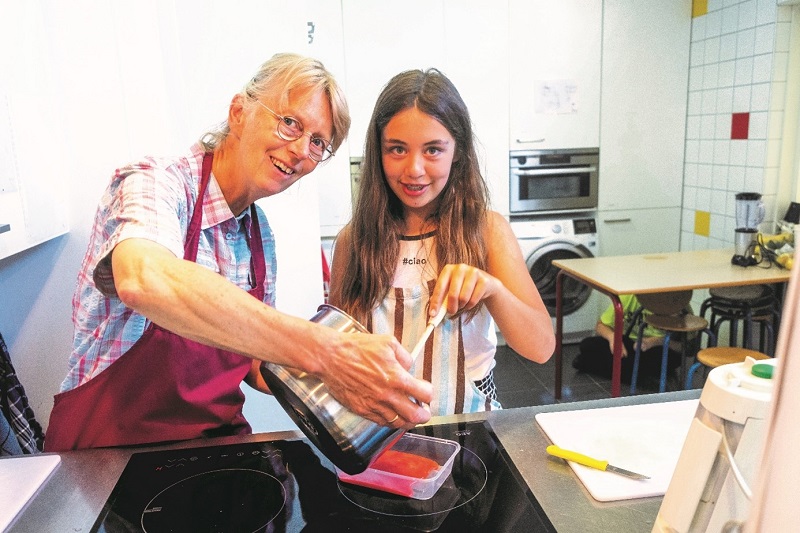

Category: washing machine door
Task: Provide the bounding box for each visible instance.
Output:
[526,240,593,316]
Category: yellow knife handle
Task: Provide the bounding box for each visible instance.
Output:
[546,445,609,471]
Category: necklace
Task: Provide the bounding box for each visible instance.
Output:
[398,229,437,241]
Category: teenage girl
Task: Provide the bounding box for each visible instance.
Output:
[329,68,554,417]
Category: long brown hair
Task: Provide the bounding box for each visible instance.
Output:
[334,68,490,323]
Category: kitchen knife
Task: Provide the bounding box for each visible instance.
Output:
[546,445,650,480]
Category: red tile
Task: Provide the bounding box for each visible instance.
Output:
[731,112,749,140]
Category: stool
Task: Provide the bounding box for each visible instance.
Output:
[631,291,716,394]
[700,285,780,355]
[685,346,771,389]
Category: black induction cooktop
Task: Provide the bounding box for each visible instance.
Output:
[92,420,553,532]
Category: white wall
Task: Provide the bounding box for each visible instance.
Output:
[0,0,343,434]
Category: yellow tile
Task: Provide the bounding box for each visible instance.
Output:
[693,0,708,18]
[695,211,711,236]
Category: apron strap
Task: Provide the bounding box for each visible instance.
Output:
[182,152,265,298]
[183,152,213,262]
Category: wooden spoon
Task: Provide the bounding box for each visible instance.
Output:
[409,306,448,362]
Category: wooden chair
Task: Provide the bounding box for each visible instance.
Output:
[630,290,716,393]
[685,347,771,389]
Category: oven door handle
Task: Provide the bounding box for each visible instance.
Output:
[512,167,597,176]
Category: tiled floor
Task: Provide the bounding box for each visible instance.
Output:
[494,342,684,408]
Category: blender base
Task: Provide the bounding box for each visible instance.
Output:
[731,254,758,267]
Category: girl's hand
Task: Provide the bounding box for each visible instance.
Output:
[429,263,499,317]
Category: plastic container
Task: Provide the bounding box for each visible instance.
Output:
[336,433,460,500]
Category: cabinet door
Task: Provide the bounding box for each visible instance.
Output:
[0,2,68,260]
[341,0,446,156]
[598,0,691,210]
[597,208,681,256]
[339,1,510,222]
[509,0,602,151]
[443,0,510,215]
[304,1,352,236]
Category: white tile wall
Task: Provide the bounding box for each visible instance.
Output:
[681,1,793,250]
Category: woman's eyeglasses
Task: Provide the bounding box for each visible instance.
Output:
[253,99,334,162]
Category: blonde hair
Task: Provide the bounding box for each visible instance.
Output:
[200,53,350,153]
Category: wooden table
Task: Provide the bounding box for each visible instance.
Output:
[553,248,791,398]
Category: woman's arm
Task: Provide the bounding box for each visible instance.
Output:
[111,237,432,426]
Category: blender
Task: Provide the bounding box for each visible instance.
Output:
[732,192,765,266]
[652,357,776,532]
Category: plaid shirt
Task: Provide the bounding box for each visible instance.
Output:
[1,332,44,454]
[60,144,276,392]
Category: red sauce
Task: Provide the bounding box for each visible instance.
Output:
[369,449,439,478]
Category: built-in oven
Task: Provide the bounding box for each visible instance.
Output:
[509,148,599,214]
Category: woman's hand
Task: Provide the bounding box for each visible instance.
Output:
[314,332,434,429]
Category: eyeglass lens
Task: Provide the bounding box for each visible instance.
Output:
[274,120,332,162]
[252,99,331,162]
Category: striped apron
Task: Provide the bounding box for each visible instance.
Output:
[370,277,501,416]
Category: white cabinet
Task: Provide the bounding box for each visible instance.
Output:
[509,0,602,151]
[597,0,691,211]
[341,0,446,159]
[442,1,510,215]
[303,1,352,237]
[332,0,447,236]
[0,2,68,260]
[597,208,681,256]
[596,0,691,256]
[338,0,511,221]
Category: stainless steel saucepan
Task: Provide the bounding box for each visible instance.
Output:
[259,304,404,475]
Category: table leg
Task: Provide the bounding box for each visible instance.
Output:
[610,296,624,397]
[554,271,624,399]
[555,271,564,400]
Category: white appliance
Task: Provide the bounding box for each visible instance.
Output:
[511,216,602,343]
[0,454,61,530]
[652,357,776,532]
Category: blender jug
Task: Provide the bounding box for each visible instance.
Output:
[735,192,765,230]
[733,192,764,260]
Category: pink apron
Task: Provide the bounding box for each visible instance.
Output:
[45,153,263,451]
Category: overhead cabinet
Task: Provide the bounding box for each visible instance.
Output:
[331,0,691,253]
[508,0,602,151]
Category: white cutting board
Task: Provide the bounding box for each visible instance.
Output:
[536,399,698,502]
[0,454,61,531]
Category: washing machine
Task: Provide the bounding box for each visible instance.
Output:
[511,216,604,344]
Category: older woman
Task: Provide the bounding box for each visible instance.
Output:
[45,53,432,452]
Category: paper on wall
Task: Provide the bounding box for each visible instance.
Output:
[534,80,579,114]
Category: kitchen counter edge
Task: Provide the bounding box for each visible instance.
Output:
[9,390,700,532]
